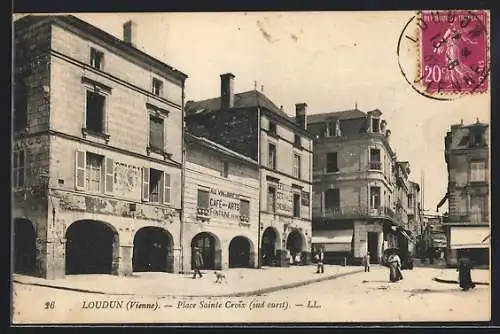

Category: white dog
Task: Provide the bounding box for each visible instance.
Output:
[214,271,227,284]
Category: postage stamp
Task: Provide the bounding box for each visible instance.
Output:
[418,10,489,95]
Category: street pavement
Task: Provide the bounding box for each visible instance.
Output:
[267,265,490,322]
[11,265,490,324]
[12,264,361,297]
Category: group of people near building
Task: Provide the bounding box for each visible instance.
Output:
[310,247,477,291]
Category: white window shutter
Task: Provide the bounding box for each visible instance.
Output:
[105,157,114,193]
[142,167,150,201]
[163,172,171,204]
[75,150,86,190]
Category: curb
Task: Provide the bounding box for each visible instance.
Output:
[13,269,364,298]
[433,277,490,286]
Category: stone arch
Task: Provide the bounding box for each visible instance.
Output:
[132,226,174,273]
[228,235,255,268]
[286,229,307,264]
[65,220,119,275]
[261,227,281,266]
[13,218,37,275]
[191,232,222,270]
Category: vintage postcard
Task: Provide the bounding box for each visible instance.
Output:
[11,10,490,324]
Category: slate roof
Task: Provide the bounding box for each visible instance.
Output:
[185,90,290,119]
[307,109,367,124]
[185,132,258,165]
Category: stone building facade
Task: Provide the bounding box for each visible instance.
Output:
[182,133,260,272]
[12,15,187,279]
[308,109,415,265]
[439,119,490,266]
[185,74,314,267]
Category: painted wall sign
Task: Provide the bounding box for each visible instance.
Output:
[208,188,244,220]
[276,183,293,214]
[13,135,45,150]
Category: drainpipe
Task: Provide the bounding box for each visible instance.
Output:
[257,106,262,269]
[180,82,186,274]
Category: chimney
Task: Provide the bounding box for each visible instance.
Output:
[220,73,235,110]
[123,20,137,47]
[295,103,307,129]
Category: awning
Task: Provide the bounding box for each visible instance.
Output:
[450,226,490,249]
[436,192,449,211]
[312,230,353,252]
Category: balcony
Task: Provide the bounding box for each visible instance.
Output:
[196,207,211,221]
[368,161,382,171]
[447,211,489,224]
[320,205,398,222]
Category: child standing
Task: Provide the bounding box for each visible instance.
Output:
[363,252,371,272]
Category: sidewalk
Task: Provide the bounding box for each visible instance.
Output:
[433,267,490,285]
[13,265,363,297]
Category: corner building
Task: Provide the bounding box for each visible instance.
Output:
[308,109,415,265]
[185,74,314,267]
[182,133,260,272]
[439,120,490,266]
[12,15,187,279]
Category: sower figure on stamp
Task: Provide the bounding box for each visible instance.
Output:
[192,247,204,279]
[315,248,324,274]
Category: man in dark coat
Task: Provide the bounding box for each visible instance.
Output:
[457,251,476,291]
[192,247,204,279]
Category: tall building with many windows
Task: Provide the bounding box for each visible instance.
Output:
[12,15,187,279]
[438,119,490,266]
[308,108,415,265]
[185,74,314,267]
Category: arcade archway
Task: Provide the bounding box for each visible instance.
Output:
[133,227,173,273]
[65,220,119,275]
[261,227,279,266]
[13,218,37,275]
[191,232,221,270]
[286,229,306,263]
[229,236,253,268]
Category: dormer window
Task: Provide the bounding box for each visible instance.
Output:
[327,122,335,137]
[471,131,484,147]
[90,48,104,70]
[152,78,163,96]
[372,118,380,133]
[269,122,277,136]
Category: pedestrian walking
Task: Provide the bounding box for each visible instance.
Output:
[192,247,204,279]
[457,251,476,291]
[363,252,370,272]
[315,249,325,273]
[388,251,403,282]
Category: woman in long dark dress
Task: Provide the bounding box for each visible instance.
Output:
[388,251,403,283]
[457,253,476,291]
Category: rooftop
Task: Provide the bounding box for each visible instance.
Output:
[185,90,289,119]
[307,109,367,124]
[185,132,259,166]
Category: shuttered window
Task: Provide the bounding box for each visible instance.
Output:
[13,150,25,188]
[163,173,171,204]
[240,199,250,217]
[197,189,210,209]
[149,116,164,151]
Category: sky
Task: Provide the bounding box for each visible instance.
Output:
[14,12,490,213]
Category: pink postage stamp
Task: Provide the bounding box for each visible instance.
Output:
[419,10,489,95]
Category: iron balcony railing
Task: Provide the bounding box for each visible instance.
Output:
[321,205,402,224]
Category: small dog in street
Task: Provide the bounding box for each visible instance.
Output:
[214,271,227,284]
